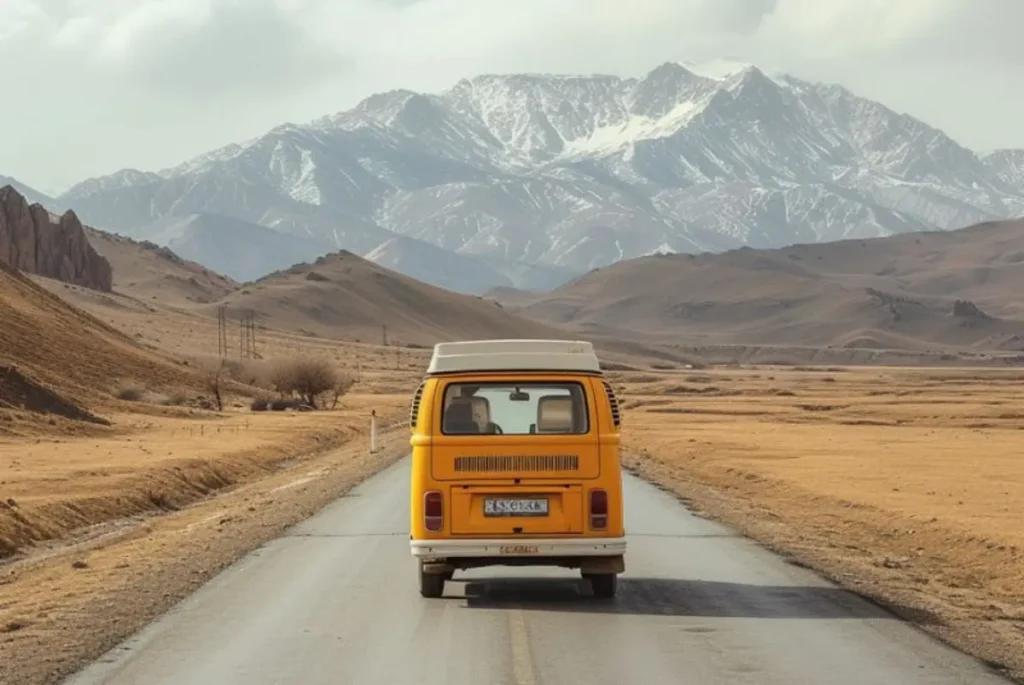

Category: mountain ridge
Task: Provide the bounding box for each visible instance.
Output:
[496,216,1024,352]
[0,176,54,206]
[28,61,1024,294]
[12,186,1022,364]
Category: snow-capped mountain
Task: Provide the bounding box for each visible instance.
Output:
[984,150,1024,192]
[51,61,1024,294]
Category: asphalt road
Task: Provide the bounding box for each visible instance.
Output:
[65,458,1010,685]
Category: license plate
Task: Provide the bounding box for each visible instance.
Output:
[483,497,548,517]
[500,545,540,555]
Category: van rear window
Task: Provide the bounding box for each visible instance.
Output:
[441,382,589,435]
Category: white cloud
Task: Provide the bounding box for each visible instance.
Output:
[0,0,46,41]
[46,0,351,98]
[2,0,1022,192]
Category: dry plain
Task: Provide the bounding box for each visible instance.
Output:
[614,365,1024,681]
[1,374,417,685]
[1,266,427,684]
[3,261,1023,682]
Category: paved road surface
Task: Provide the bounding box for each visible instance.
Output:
[65,458,1010,685]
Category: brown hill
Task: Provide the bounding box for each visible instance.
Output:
[2,191,234,323]
[83,228,237,305]
[204,251,568,345]
[0,185,112,291]
[0,259,203,424]
[201,251,695,368]
[502,219,1024,351]
[26,219,239,367]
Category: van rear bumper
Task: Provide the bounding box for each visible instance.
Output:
[411,536,626,560]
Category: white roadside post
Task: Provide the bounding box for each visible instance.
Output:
[370,409,378,454]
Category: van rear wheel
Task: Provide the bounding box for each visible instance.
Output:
[419,563,446,598]
[587,573,617,599]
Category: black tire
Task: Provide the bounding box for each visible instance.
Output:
[419,565,446,598]
[588,573,618,599]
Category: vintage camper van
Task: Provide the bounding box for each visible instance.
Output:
[408,339,625,598]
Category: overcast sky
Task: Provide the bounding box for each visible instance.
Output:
[3,0,1023,194]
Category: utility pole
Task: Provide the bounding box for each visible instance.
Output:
[382,324,388,347]
[249,312,258,358]
[217,305,228,357]
[239,310,257,359]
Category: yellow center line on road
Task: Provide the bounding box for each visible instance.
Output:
[508,607,537,685]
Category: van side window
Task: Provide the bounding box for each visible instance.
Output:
[441,382,589,436]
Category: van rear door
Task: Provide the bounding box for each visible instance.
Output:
[430,377,600,536]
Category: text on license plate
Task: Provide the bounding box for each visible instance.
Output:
[483,497,549,517]
[499,545,539,555]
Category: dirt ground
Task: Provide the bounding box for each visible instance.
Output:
[616,365,1024,682]
[0,406,413,685]
[0,394,410,560]
[0,263,443,684]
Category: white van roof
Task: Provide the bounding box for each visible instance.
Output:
[426,339,602,374]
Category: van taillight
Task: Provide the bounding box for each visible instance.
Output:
[424,491,443,532]
[589,489,608,530]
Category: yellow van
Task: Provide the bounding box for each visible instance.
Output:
[409,339,626,599]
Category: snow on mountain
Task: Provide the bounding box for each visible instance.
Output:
[983,150,1024,212]
[682,58,767,80]
[51,61,1024,295]
[60,169,165,201]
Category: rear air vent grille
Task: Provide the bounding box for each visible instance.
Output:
[602,380,621,428]
[409,382,425,429]
[454,455,579,473]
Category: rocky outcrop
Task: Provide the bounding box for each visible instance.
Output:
[0,184,112,292]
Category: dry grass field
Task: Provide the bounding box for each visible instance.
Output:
[5,219,1024,682]
[0,416,414,685]
[615,365,1024,681]
[2,254,427,565]
[1,258,429,683]
[0,399,409,559]
[1,353,418,685]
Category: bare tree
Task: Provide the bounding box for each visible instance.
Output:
[269,357,341,409]
[330,373,356,409]
[268,359,301,399]
[201,359,227,411]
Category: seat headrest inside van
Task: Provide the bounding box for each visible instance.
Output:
[444,399,479,433]
[536,396,574,433]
